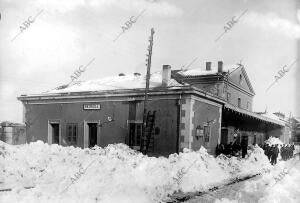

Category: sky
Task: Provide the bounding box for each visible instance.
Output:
[0,0,299,123]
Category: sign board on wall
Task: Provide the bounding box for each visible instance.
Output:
[83,104,101,110]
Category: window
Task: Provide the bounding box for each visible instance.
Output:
[216,85,220,96]
[247,102,250,110]
[239,74,243,84]
[195,125,204,140]
[209,84,218,95]
[227,93,231,102]
[238,98,241,108]
[204,125,210,142]
[66,123,78,145]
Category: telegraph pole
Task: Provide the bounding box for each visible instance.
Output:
[141,28,155,154]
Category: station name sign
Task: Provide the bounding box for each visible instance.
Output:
[83,104,101,110]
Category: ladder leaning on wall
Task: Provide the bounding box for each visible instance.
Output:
[141,110,156,154]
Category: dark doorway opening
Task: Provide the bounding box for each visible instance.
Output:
[51,123,59,144]
[221,129,228,144]
[88,123,97,147]
[128,122,142,150]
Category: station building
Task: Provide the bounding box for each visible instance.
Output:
[18,62,285,156]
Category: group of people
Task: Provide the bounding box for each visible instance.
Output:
[215,143,235,156]
[215,135,295,165]
[262,144,295,165]
[280,144,295,160]
[215,136,248,158]
[262,144,280,165]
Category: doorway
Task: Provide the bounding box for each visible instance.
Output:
[48,120,61,144]
[221,129,228,144]
[128,121,142,150]
[88,123,98,148]
[51,123,59,144]
[84,120,100,148]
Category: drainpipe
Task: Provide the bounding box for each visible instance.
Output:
[176,94,182,153]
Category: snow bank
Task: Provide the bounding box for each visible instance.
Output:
[0,141,271,203]
[295,145,300,154]
[215,155,300,202]
[256,157,300,203]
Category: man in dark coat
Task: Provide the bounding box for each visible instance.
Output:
[241,136,248,158]
[225,142,232,156]
[271,145,279,165]
[270,145,276,165]
[232,138,241,157]
[280,145,285,161]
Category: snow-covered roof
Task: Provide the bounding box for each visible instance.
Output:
[47,72,183,94]
[177,65,237,77]
[225,104,285,126]
[294,117,300,123]
[261,112,282,122]
[256,112,289,123]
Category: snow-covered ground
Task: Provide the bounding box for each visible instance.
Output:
[188,154,300,203]
[0,141,271,203]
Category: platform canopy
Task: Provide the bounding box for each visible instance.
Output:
[222,103,285,131]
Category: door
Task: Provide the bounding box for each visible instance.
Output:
[51,124,59,144]
[48,120,61,144]
[128,122,142,150]
[221,129,228,144]
[88,123,98,147]
[84,121,100,148]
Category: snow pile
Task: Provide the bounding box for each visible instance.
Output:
[216,145,271,178]
[0,141,271,203]
[295,145,300,154]
[255,158,300,202]
[264,136,283,146]
[215,155,300,203]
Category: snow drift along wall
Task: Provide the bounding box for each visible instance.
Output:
[0,141,271,203]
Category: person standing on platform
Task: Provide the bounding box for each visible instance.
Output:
[241,136,248,158]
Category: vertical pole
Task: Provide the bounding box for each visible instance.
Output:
[142,28,155,154]
[296,1,300,120]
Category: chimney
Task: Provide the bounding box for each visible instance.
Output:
[218,61,223,73]
[206,62,212,71]
[162,65,171,87]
